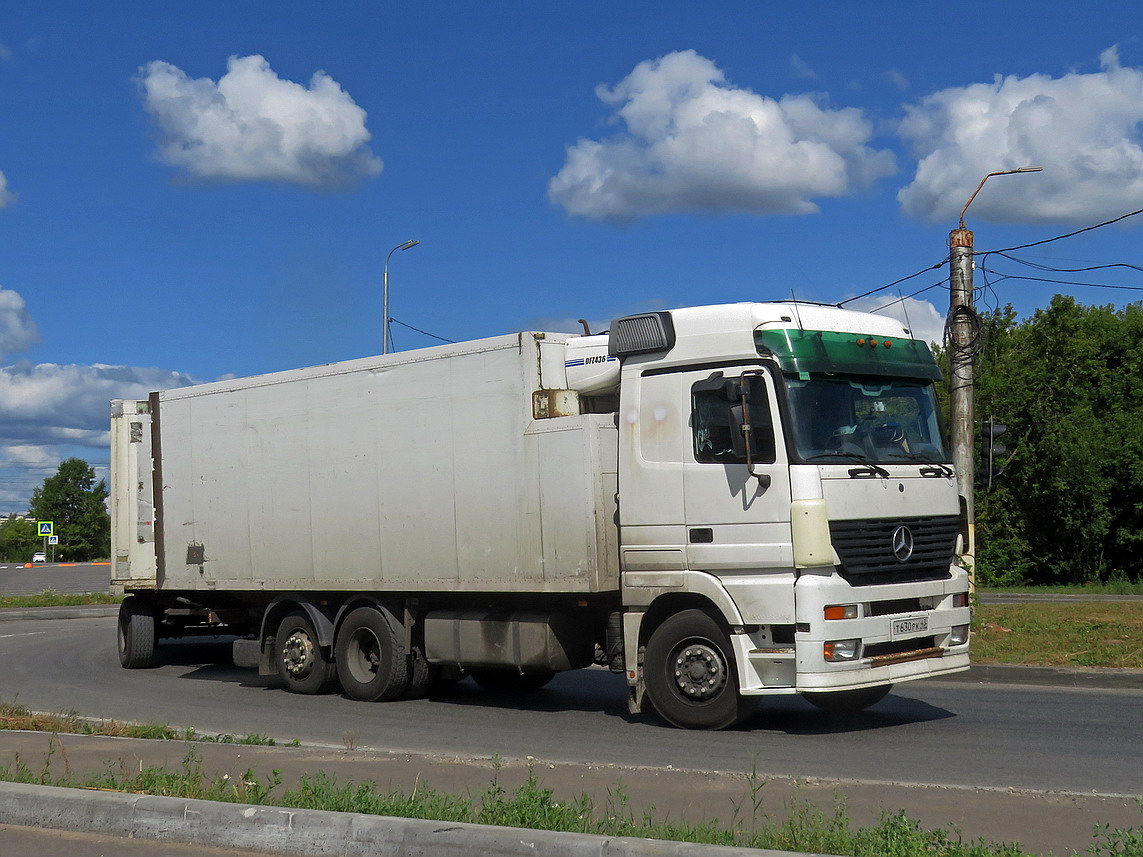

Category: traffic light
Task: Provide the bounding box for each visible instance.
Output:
[979,418,1008,487]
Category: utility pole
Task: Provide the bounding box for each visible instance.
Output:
[948,224,976,581]
[948,167,1041,589]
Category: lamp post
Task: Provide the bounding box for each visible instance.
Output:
[948,167,1041,585]
[383,239,421,355]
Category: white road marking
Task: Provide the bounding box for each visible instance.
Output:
[0,632,48,639]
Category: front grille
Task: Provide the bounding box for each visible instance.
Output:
[830,515,957,585]
[868,598,924,617]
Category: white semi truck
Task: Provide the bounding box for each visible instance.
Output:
[111,301,970,730]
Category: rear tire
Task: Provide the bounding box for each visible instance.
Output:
[118,596,157,669]
[276,611,337,695]
[802,685,891,714]
[401,646,439,700]
[335,606,409,702]
[470,670,555,693]
[644,609,755,730]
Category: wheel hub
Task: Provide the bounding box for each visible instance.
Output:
[282,631,315,678]
[672,643,726,700]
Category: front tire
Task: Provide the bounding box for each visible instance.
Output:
[118,596,157,669]
[644,609,755,730]
[802,685,891,714]
[276,611,336,694]
[334,606,409,702]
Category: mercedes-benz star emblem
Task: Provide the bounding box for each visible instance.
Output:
[891,525,914,562]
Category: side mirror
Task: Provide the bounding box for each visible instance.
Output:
[729,404,747,457]
[729,403,771,490]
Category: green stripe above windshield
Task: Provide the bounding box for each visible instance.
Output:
[754,328,942,380]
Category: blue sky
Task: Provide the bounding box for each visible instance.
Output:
[2,2,1143,511]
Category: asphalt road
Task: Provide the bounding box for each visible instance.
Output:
[0,561,110,596]
[0,615,1140,797]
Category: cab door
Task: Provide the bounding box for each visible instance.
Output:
[681,367,794,576]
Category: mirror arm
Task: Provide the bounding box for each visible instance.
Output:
[739,397,772,491]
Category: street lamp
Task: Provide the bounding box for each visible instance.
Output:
[383,239,421,355]
[948,166,1041,585]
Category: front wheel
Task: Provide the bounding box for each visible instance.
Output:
[276,611,337,694]
[118,596,157,669]
[801,685,891,714]
[644,609,755,730]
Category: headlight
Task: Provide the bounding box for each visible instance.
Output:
[949,624,970,646]
[824,639,861,661]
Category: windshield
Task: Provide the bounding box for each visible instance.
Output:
[784,375,950,464]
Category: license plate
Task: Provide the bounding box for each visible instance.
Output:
[891,615,929,638]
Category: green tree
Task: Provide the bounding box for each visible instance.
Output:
[0,517,40,562]
[26,458,110,561]
[974,297,1143,585]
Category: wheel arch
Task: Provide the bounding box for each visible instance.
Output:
[638,592,735,649]
[259,595,336,651]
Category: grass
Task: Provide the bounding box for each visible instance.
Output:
[0,591,121,609]
[980,582,1143,596]
[1,744,1139,856]
[0,700,277,745]
[972,602,1143,668]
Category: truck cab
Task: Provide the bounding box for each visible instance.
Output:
[577,302,970,728]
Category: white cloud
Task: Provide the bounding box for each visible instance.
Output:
[899,47,1143,224]
[790,55,818,80]
[0,285,198,511]
[844,296,946,347]
[0,287,40,358]
[0,171,15,208]
[548,50,896,221]
[0,362,197,447]
[137,54,382,190]
[886,69,909,92]
[0,43,12,63]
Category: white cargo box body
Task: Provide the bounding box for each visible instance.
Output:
[113,333,619,595]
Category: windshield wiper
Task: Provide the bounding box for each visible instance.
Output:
[883,453,955,478]
[804,452,890,479]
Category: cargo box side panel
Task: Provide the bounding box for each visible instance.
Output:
[527,414,619,591]
[307,372,383,585]
[154,333,569,593]
[450,352,535,587]
[376,380,460,583]
[242,383,317,586]
[159,388,315,589]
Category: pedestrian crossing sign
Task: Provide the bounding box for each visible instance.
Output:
[38,521,53,536]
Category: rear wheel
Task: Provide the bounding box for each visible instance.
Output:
[335,606,409,701]
[470,669,555,693]
[117,596,157,669]
[644,609,755,730]
[802,685,891,714]
[401,645,439,700]
[276,611,336,694]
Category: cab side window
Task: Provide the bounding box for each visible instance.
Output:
[691,375,776,464]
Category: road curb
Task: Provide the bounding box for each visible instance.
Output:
[0,605,119,622]
[0,781,830,857]
[938,663,1143,689]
